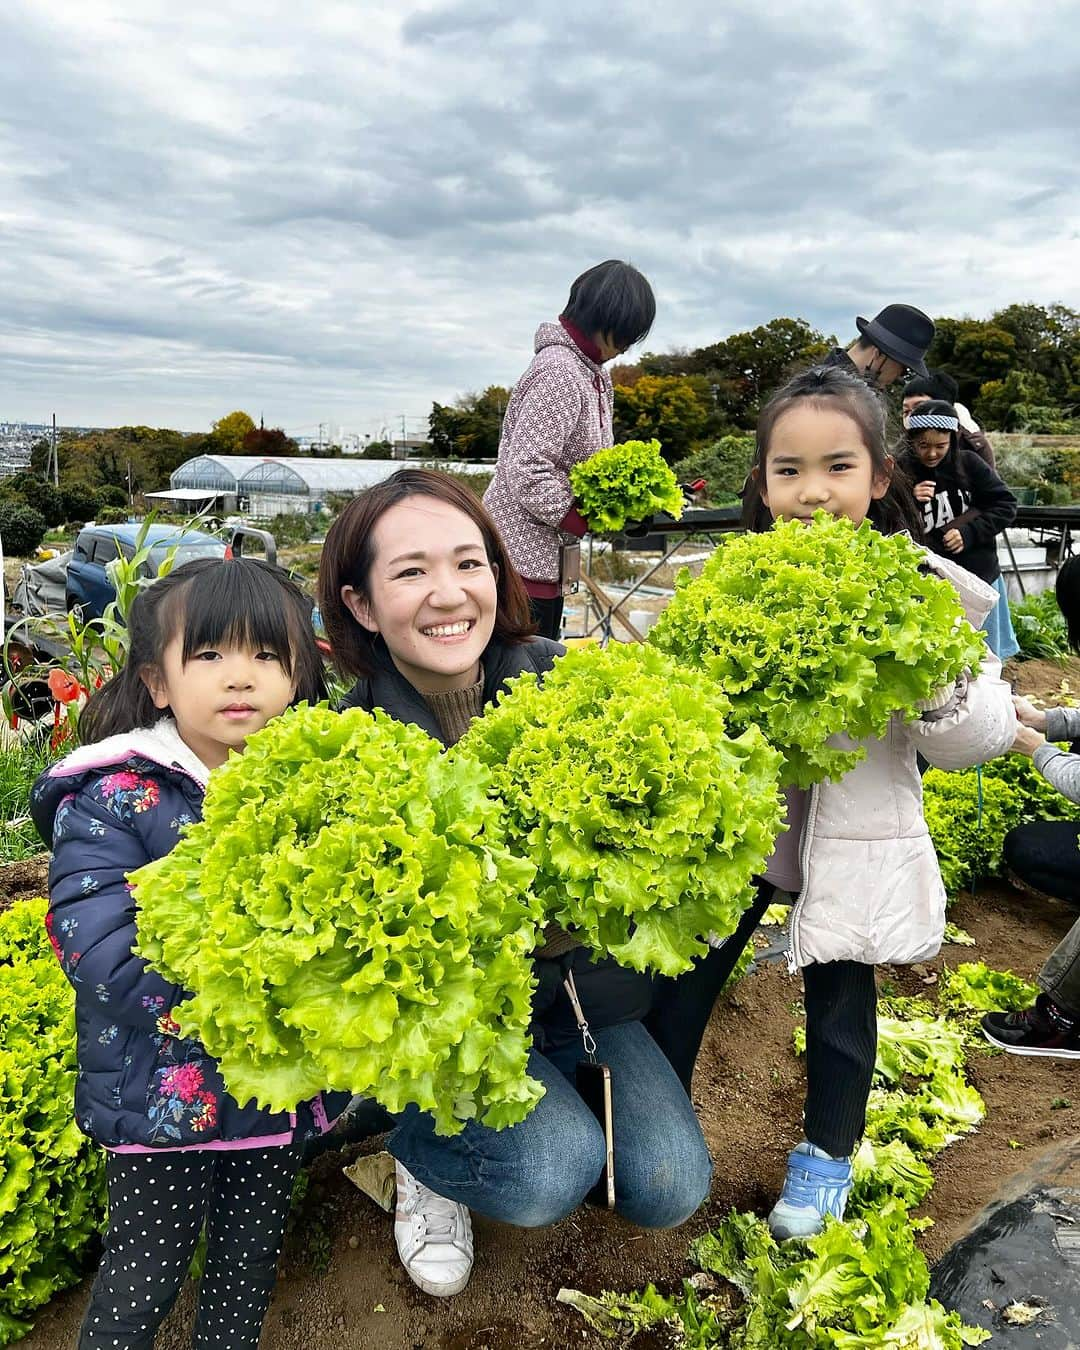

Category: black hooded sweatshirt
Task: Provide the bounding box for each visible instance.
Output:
[898,443,1016,583]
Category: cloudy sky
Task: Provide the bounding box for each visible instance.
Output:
[2,1,1077,438]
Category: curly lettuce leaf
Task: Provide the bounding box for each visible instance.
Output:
[650,512,984,788]
[0,899,106,1342]
[133,704,545,1134]
[939,961,1040,1015]
[456,643,784,975]
[569,438,683,533]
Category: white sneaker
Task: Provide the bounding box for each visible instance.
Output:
[393,1161,474,1297]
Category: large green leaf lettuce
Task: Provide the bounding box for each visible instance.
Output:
[455,643,784,976]
[650,512,985,788]
[0,898,106,1347]
[569,438,684,533]
[133,705,545,1135]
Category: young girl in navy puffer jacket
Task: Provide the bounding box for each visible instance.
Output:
[31,558,348,1350]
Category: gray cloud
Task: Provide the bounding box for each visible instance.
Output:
[0,0,1077,435]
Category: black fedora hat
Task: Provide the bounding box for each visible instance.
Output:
[855,305,935,377]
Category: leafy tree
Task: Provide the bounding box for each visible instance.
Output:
[671,436,756,503]
[0,473,67,527]
[0,501,47,556]
[613,375,710,461]
[428,386,509,460]
[242,426,298,456]
[60,481,104,525]
[361,440,395,459]
[210,411,257,454]
[975,370,1054,431]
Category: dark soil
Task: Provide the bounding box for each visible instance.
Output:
[0,854,50,912]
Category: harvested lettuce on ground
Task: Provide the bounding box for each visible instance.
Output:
[456,643,784,976]
[132,704,545,1135]
[939,961,1040,1015]
[687,1204,989,1347]
[650,512,984,788]
[850,1138,935,1215]
[568,437,683,533]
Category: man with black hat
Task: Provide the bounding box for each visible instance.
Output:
[823,304,935,390]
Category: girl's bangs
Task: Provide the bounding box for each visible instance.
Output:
[165,563,305,672]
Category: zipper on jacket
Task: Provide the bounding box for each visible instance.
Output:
[786,783,820,973]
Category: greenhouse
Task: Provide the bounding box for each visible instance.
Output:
[167,455,479,516]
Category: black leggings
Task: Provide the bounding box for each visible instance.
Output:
[528,595,564,641]
[79,1144,302,1350]
[1003,820,1080,906]
[647,886,878,1157]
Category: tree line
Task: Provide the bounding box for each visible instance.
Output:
[429,302,1080,463]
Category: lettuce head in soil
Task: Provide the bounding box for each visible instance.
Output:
[132,705,545,1135]
[568,438,683,533]
[649,512,985,789]
[455,643,784,977]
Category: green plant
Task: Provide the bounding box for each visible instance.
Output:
[456,643,784,976]
[569,439,683,532]
[924,753,1080,897]
[650,513,984,788]
[671,434,755,502]
[0,898,107,1346]
[132,704,544,1135]
[0,502,47,557]
[1010,589,1069,660]
[0,738,53,863]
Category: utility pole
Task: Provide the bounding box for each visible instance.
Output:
[50,413,58,486]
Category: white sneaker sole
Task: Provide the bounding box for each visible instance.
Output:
[405,1266,472,1298]
[981,1026,1080,1059]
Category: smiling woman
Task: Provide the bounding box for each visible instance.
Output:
[316,468,712,1300]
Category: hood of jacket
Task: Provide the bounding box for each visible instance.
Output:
[31,719,210,844]
[533,320,604,374]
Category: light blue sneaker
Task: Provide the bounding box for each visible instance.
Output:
[768,1141,852,1240]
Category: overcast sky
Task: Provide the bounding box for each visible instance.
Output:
[2,1,1077,438]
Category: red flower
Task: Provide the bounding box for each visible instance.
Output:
[160,1062,205,1103]
[48,669,85,705]
[43,912,64,964]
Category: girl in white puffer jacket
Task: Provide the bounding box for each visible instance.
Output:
[647,365,1016,1240]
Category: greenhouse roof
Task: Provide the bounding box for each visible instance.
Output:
[170,456,481,497]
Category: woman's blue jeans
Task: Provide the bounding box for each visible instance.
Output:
[387,1021,712,1230]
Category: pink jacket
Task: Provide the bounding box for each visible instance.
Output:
[483,322,614,587]
[784,553,1017,968]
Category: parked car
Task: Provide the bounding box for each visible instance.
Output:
[65,523,226,620]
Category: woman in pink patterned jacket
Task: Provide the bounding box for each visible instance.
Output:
[483,260,655,638]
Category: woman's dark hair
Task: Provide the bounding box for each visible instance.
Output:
[561,260,655,350]
[1056,555,1080,654]
[903,369,959,404]
[78,557,327,743]
[317,468,535,680]
[741,365,923,537]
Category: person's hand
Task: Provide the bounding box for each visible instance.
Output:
[913,480,936,503]
[1012,723,1046,757]
[942,528,964,553]
[1012,695,1048,732]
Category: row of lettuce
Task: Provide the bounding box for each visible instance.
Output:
[560,963,1039,1347]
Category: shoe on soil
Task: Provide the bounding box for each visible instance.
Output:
[768,1141,853,1240]
[393,1161,474,1297]
[981,994,1080,1060]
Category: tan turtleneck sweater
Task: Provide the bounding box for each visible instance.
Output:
[421,676,579,962]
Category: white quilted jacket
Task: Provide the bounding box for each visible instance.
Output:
[787,553,1017,968]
